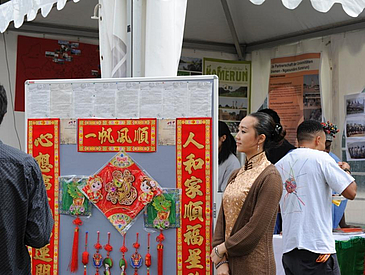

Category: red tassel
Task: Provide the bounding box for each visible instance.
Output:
[156,230,165,275]
[82,231,89,275]
[70,217,83,273]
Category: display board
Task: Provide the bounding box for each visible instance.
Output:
[25,76,218,275]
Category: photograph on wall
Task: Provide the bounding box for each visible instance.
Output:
[204,58,251,135]
[344,93,365,161]
[346,119,365,138]
[178,56,202,76]
[346,97,364,115]
[268,53,321,145]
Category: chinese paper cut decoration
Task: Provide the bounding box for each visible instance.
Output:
[176,118,212,275]
[120,233,128,274]
[130,233,143,275]
[59,176,92,217]
[156,230,165,275]
[93,231,103,275]
[78,118,156,152]
[145,233,152,275]
[119,233,128,275]
[144,188,181,230]
[82,232,89,275]
[80,151,164,234]
[27,118,60,274]
[103,232,113,275]
[58,176,91,273]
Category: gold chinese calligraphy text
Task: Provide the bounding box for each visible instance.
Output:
[184,201,203,222]
[117,128,132,144]
[184,176,203,199]
[33,245,52,262]
[42,174,53,191]
[183,132,204,149]
[98,127,115,144]
[35,264,51,275]
[34,133,53,147]
[134,127,149,144]
[185,248,204,269]
[35,153,53,173]
[184,224,203,246]
[183,153,204,174]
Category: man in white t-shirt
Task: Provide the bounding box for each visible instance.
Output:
[276,120,357,275]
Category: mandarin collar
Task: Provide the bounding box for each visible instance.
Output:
[244,151,266,170]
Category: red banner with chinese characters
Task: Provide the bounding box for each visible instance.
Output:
[78,119,156,152]
[27,119,60,275]
[176,118,212,275]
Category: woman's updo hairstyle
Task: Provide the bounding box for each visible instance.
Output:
[249,112,286,150]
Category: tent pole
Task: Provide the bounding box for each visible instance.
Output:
[220,0,244,60]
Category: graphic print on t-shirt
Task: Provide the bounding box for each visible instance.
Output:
[277,158,308,214]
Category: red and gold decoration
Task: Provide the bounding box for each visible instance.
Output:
[27,118,60,275]
[156,230,165,275]
[176,118,212,275]
[119,233,128,274]
[130,233,143,275]
[82,232,89,275]
[78,119,156,152]
[80,151,163,234]
[93,231,103,275]
[145,233,152,275]
[103,232,113,275]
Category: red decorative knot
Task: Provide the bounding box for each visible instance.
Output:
[120,246,128,253]
[104,244,113,252]
[94,243,102,250]
[73,217,83,226]
[156,230,165,243]
[133,232,140,249]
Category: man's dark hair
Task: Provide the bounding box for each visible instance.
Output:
[297,120,324,143]
[0,85,7,125]
[258,108,280,124]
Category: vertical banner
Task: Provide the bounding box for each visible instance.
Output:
[204,58,251,134]
[28,119,60,274]
[269,53,321,145]
[176,118,212,275]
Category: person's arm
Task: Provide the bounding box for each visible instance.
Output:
[225,170,282,257]
[341,181,357,200]
[24,158,54,248]
[337,162,357,200]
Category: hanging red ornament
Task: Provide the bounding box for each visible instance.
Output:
[130,232,143,275]
[93,231,103,275]
[119,232,128,275]
[81,231,89,275]
[156,230,165,275]
[70,216,83,273]
[103,232,113,275]
[145,233,151,275]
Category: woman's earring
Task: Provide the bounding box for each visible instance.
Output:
[257,144,260,152]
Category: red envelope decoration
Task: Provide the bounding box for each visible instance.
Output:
[80,151,163,233]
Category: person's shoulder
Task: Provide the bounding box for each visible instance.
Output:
[0,142,34,164]
[228,153,240,165]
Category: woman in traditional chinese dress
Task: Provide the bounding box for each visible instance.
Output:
[211,112,284,275]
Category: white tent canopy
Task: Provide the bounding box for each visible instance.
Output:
[2,0,365,57]
[0,0,80,33]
